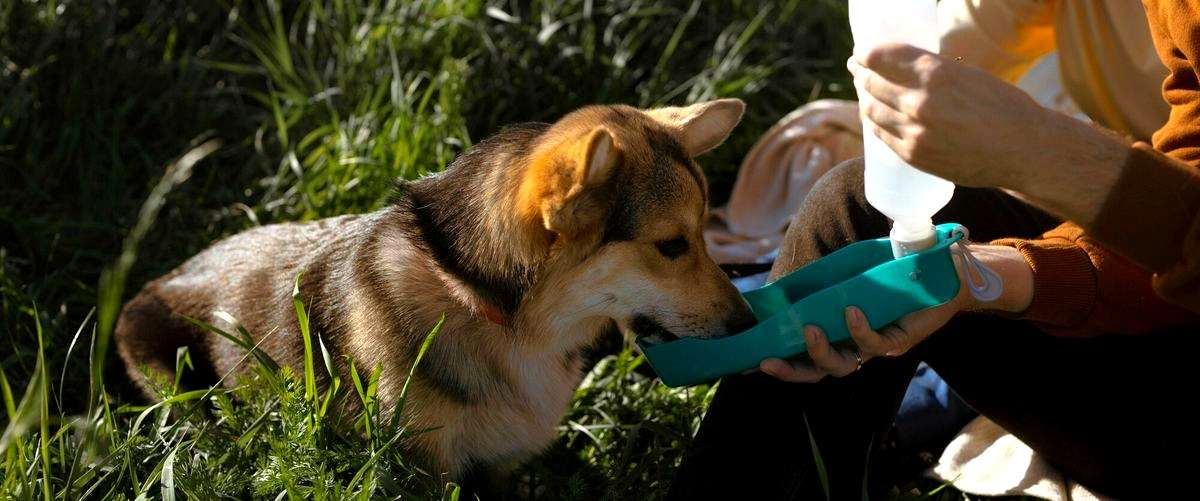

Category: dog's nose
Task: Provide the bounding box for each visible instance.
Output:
[724,310,757,335]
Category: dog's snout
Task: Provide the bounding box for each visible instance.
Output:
[724,308,757,335]
[632,314,681,344]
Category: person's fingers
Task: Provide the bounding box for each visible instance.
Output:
[859,94,908,137]
[858,43,935,84]
[851,61,925,119]
[847,56,861,75]
[759,358,826,383]
[877,323,917,357]
[845,306,893,360]
[864,120,918,162]
[805,325,858,377]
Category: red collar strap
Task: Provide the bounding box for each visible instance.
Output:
[477,300,511,328]
[431,265,512,328]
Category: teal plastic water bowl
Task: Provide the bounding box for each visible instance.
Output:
[636,223,965,387]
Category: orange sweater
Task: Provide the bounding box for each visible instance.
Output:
[989,0,1200,335]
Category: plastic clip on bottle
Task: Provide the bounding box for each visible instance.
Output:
[848,0,953,258]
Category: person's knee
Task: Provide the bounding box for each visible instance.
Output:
[772,157,884,276]
[819,157,865,192]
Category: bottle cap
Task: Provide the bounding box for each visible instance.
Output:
[890,219,937,257]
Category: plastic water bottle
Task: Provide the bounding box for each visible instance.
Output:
[848,0,954,257]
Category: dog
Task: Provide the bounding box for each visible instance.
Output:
[114,98,756,484]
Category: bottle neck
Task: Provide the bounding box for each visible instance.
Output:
[890,218,937,257]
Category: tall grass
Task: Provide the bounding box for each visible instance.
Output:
[222,0,475,219]
[0,0,948,499]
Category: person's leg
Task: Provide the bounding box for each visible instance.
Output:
[668,158,1061,499]
[917,316,1199,498]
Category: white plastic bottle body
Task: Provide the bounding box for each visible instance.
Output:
[862,139,955,225]
[849,0,954,255]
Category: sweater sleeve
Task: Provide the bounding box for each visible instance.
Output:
[991,221,1198,336]
[938,0,1057,83]
[1081,1,1200,313]
[1146,0,1200,165]
[986,0,1200,328]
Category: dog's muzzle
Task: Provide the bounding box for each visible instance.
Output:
[630,314,680,345]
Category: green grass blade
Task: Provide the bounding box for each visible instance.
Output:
[0,367,16,423]
[440,482,461,501]
[36,306,52,501]
[57,307,95,414]
[160,446,177,501]
[317,335,340,419]
[393,315,443,420]
[172,347,193,394]
[293,272,318,407]
[348,358,373,440]
[804,412,831,501]
[344,426,406,496]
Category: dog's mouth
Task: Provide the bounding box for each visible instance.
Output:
[630,314,681,345]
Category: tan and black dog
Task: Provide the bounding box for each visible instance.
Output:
[114,99,755,482]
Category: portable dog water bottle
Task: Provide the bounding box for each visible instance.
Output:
[636,223,966,388]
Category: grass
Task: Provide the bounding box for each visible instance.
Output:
[0,0,987,499]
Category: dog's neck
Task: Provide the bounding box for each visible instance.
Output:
[391,123,552,325]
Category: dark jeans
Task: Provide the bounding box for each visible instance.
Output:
[668,159,1199,500]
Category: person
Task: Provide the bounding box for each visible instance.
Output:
[668,1,1200,499]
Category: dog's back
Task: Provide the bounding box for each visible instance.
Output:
[115,214,370,394]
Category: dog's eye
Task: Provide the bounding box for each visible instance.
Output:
[655,236,689,259]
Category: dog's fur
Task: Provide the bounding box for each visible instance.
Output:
[115,99,755,481]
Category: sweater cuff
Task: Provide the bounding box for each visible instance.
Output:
[1088,142,1200,272]
[990,237,1098,328]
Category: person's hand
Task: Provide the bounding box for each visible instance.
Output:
[759,245,1033,383]
[848,43,1123,193]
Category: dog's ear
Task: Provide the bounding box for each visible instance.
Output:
[577,126,620,187]
[520,126,623,239]
[645,98,745,156]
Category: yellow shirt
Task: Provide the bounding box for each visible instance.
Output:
[939,0,1168,141]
